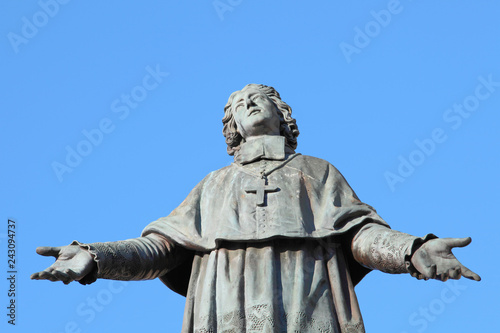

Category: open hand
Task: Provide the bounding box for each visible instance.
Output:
[411,237,481,282]
[30,245,96,284]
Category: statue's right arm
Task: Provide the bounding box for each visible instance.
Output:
[351,223,480,281]
[31,233,185,285]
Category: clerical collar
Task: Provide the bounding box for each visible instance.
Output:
[234,135,295,165]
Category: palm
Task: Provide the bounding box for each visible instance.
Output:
[30,245,95,284]
[411,237,481,281]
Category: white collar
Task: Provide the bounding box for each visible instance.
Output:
[234,136,295,165]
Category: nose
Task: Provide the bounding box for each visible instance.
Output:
[245,95,256,108]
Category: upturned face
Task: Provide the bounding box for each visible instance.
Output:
[231,87,281,140]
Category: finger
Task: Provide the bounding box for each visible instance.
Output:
[36,246,62,258]
[38,271,59,282]
[31,270,56,280]
[53,270,73,285]
[449,266,461,280]
[439,271,449,282]
[31,270,55,280]
[430,264,437,279]
[461,266,481,281]
[444,237,472,248]
[420,264,437,279]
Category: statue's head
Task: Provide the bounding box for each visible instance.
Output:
[222,84,299,156]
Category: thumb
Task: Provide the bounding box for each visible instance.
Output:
[36,246,62,258]
[443,237,471,248]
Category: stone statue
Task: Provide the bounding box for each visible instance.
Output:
[32,84,480,332]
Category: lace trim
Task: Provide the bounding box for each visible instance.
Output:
[369,231,415,274]
[195,303,365,333]
[71,240,99,285]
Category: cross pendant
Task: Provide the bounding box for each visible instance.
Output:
[245,177,279,207]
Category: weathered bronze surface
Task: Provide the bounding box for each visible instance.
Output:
[32,84,480,332]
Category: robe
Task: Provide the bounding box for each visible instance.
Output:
[140,138,392,332]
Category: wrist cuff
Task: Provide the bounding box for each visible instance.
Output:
[70,240,99,285]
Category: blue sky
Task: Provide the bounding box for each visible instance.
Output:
[1,1,499,332]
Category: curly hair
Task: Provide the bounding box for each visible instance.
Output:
[222,84,299,156]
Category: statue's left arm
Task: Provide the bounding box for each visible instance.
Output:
[351,224,481,281]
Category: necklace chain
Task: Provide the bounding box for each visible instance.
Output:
[234,153,301,180]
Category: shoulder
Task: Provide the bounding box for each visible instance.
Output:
[293,154,332,167]
[287,154,343,182]
[200,164,239,184]
[291,154,360,199]
[209,163,236,177]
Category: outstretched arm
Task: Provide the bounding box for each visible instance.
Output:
[31,233,186,285]
[352,224,480,281]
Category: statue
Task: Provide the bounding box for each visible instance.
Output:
[32,84,480,332]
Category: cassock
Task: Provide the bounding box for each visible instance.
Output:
[79,136,434,333]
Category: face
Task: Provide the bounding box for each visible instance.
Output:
[231,87,281,140]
